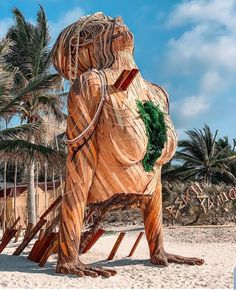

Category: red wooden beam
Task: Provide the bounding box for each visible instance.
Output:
[13,219,47,256]
[38,234,58,267]
[128,232,144,257]
[107,232,126,261]
[114,69,139,91]
[28,232,57,263]
[82,228,105,254]
[39,195,62,220]
[0,229,17,253]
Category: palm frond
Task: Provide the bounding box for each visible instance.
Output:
[0,139,66,169]
[0,122,45,143]
[0,73,61,115]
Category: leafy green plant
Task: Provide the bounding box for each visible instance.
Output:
[137,100,167,172]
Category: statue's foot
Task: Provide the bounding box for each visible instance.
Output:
[151,251,204,266]
[56,263,117,278]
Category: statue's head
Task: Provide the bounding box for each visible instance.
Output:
[52,12,134,80]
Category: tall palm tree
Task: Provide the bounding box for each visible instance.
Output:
[0,6,66,225]
[173,125,236,185]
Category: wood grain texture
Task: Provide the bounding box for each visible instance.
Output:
[52,12,181,276]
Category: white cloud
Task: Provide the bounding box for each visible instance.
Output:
[163,0,236,132]
[200,71,222,94]
[49,7,85,42]
[0,18,13,38]
[165,0,236,77]
[166,24,236,75]
[166,0,236,31]
[172,95,209,119]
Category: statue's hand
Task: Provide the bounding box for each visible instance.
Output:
[151,250,204,266]
[56,261,117,278]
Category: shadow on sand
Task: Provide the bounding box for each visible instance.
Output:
[0,252,164,278]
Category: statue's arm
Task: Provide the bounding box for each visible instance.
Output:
[66,70,102,154]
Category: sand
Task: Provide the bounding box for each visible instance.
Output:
[0,226,235,289]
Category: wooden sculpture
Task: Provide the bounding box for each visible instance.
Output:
[52,12,204,278]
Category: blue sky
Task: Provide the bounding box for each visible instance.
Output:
[0,0,235,142]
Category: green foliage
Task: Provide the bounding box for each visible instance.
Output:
[137,100,167,172]
[173,124,236,185]
[0,6,66,170]
[1,6,65,122]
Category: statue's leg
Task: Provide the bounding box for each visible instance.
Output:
[142,171,204,266]
[56,144,117,278]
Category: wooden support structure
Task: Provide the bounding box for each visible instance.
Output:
[1,228,8,242]
[0,217,20,253]
[128,232,144,257]
[23,223,33,240]
[27,215,59,262]
[0,228,17,253]
[13,196,62,256]
[82,228,105,254]
[107,232,126,261]
[28,232,57,262]
[13,219,47,256]
[27,240,41,261]
[38,233,58,267]
[38,229,45,241]
[39,195,62,220]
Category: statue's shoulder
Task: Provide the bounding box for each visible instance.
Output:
[147,81,170,114]
[70,69,103,98]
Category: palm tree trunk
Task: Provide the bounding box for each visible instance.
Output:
[27,160,36,225]
[55,136,64,195]
[35,163,39,219]
[3,162,7,232]
[52,169,56,218]
[14,162,17,220]
[44,162,48,216]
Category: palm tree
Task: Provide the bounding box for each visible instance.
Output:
[0,6,66,225]
[173,124,236,185]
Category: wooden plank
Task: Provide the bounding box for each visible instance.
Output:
[23,223,33,240]
[82,228,105,253]
[107,232,126,261]
[1,228,10,242]
[114,69,139,91]
[120,69,139,90]
[0,229,17,253]
[38,229,45,241]
[39,195,62,220]
[38,234,58,267]
[1,217,20,241]
[113,70,130,89]
[11,217,21,229]
[13,219,47,256]
[128,232,144,257]
[28,232,57,263]
[27,239,40,261]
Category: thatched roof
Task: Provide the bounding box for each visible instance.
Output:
[0,185,27,198]
[0,180,62,198]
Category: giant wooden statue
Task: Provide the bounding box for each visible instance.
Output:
[52,12,204,278]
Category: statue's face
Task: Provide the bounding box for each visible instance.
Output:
[110,18,134,53]
[53,13,134,80]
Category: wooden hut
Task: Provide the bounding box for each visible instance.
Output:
[0,181,63,228]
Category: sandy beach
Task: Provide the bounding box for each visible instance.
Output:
[0,225,235,289]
